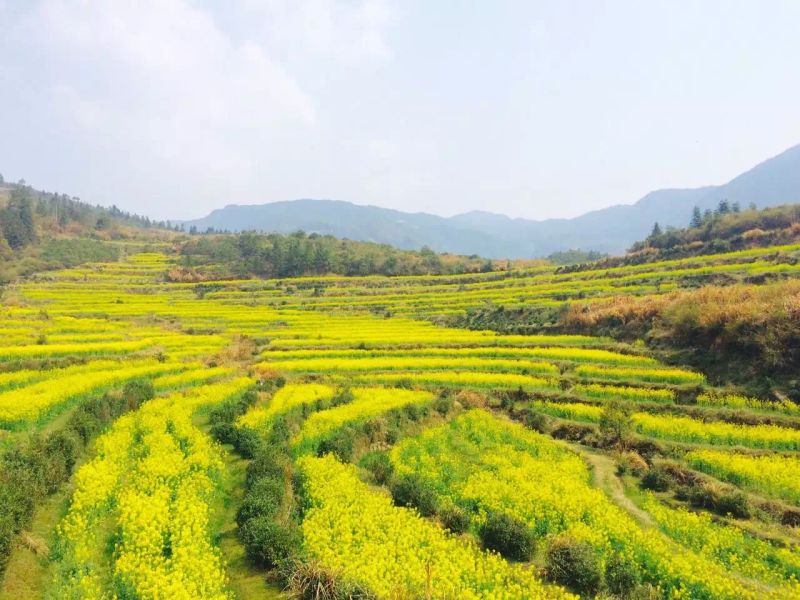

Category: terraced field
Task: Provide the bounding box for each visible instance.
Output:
[2,248,800,599]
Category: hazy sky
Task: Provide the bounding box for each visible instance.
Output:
[1,1,799,221]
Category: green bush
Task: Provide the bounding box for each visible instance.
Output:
[688,485,751,519]
[235,427,264,459]
[641,465,672,492]
[316,429,355,462]
[359,451,394,485]
[246,446,287,489]
[122,378,155,406]
[239,517,302,569]
[545,535,603,596]
[439,505,471,534]
[521,409,550,433]
[432,393,454,416]
[236,477,286,526]
[478,512,534,562]
[605,553,641,597]
[390,474,438,517]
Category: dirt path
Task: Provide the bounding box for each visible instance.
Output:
[568,444,655,528]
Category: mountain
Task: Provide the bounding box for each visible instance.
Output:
[182,144,800,258]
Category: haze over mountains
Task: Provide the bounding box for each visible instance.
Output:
[183,144,800,258]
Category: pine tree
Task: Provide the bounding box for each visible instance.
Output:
[650,222,662,237]
[690,206,703,228]
[0,187,36,249]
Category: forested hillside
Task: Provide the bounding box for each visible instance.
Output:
[174,232,505,280]
[0,182,173,283]
[451,203,800,396]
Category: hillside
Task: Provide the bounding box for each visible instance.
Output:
[449,203,800,395]
[0,183,177,283]
[0,182,510,284]
[182,144,800,258]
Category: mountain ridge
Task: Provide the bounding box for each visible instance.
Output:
[182,144,800,258]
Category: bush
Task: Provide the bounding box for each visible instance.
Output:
[432,393,454,416]
[234,427,264,459]
[246,447,287,488]
[641,466,671,492]
[478,512,534,562]
[521,409,550,433]
[439,505,470,534]
[359,452,394,485]
[362,417,388,443]
[715,490,751,519]
[688,484,751,519]
[605,553,641,597]
[545,535,603,597]
[316,429,355,462]
[390,474,438,517]
[286,559,376,600]
[239,517,301,569]
[122,378,155,406]
[616,451,649,477]
[236,477,286,526]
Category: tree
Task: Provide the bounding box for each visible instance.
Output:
[0,173,4,184]
[689,206,703,228]
[731,201,741,213]
[748,202,757,211]
[650,222,662,238]
[0,187,36,249]
[599,400,632,448]
[717,199,731,215]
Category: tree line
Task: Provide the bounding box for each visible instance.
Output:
[177,231,495,278]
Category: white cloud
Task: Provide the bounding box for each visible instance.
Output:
[26,0,316,186]
[238,0,392,62]
[0,0,395,217]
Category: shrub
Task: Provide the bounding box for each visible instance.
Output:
[641,465,672,492]
[521,409,550,433]
[122,378,155,406]
[439,505,470,534]
[616,451,649,477]
[688,484,751,519]
[390,474,438,517]
[605,553,641,597]
[362,417,388,443]
[478,512,534,562]
[286,559,376,600]
[599,400,632,448]
[246,447,287,488]
[236,477,286,526]
[316,429,355,462]
[234,427,264,459]
[715,490,751,519]
[239,517,301,569]
[359,451,394,485]
[432,393,454,416]
[545,535,603,597]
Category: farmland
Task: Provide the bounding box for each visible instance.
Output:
[2,245,800,599]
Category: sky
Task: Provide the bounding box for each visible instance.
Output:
[1,1,799,222]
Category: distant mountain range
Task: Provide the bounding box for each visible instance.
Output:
[182,144,800,258]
